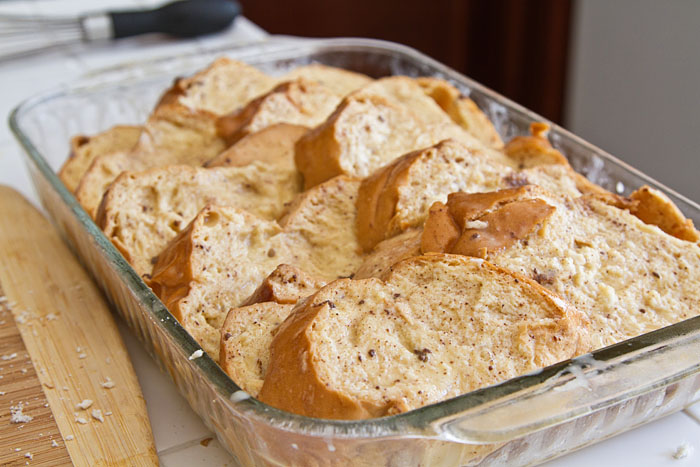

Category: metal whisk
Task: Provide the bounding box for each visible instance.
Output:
[0,0,240,61]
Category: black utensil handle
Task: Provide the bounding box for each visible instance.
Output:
[110,0,240,39]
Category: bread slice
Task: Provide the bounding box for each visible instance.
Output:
[417,187,700,349]
[295,92,507,189]
[283,63,373,97]
[352,76,456,126]
[96,162,301,278]
[258,254,589,419]
[220,302,293,395]
[216,78,343,145]
[355,137,584,251]
[155,57,277,117]
[75,58,279,218]
[75,116,227,218]
[59,125,141,193]
[628,185,700,242]
[292,77,503,190]
[149,176,363,359]
[416,77,503,149]
[205,123,308,171]
[219,264,325,395]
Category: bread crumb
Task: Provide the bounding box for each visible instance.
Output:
[15,448,20,451]
[51,439,59,447]
[10,403,33,423]
[673,442,693,459]
[188,349,204,360]
[75,416,88,424]
[78,353,87,359]
[21,368,27,374]
[65,435,74,441]
[15,311,31,324]
[1,352,17,361]
[24,452,32,460]
[63,386,69,391]
[100,377,115,389]
[46,313,58,321]
[75,399,93,410]
[464,220,489,229]
[0,391,5,396]
[105,411,112,416]
[91,409,104,423]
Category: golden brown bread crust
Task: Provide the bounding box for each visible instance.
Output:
[258,254,589,419]
[216,78,341,146]
[59,125,142,193]
[420,187,556,258]
[149,220,196,319]
[205,123,308,169]
[629,185,700,242]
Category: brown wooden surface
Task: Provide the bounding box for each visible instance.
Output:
[0,186,157,466]
[0,291,72,466]
[239,0,572,122]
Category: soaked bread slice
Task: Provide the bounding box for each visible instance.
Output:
[96,162,301,278]
[294,76,508,190]
[220,302,294,395]
[219,264,325,395]
[155,57,277,117]
[205,123,308,170]
[258,254,589,419]
[283,63,373,97]
[418,187,700,349]
[216,78,345,146]
[75,58,279,217]
[295,93,507,189]
[76,117,227,218]
[59,125,141,193]
[149,176,363,359]
[355,137,584,251]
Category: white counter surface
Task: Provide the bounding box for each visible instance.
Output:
[0,1,698,465]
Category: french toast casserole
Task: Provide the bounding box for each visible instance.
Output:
[60,56,700,421]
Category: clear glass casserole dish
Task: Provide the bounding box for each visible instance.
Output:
[9,38,700,466]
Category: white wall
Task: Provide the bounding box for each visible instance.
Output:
[566,0,700,202]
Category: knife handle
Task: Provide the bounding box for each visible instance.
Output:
[110,0,240,39]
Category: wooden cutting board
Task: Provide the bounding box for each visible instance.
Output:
[0,186,157,466]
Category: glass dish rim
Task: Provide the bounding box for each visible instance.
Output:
[9,36,700,442]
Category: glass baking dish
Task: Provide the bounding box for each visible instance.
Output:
[9,38,700,466]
